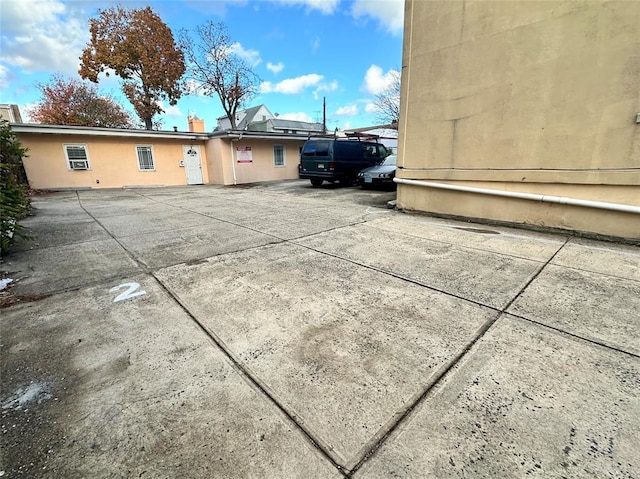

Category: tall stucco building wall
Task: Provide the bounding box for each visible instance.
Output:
[397,0,640,239]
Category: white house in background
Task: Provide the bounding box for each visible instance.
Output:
[249,117,324,135]
[215,104,274,131]
[0,104,23,123]
[215,104,324,135]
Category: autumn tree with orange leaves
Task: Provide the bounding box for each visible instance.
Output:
[29,75,134,128]
[79,6,185,130]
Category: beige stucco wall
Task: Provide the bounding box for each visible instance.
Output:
[398,0,640,239]
[231,139,302,185]
[204,137,230,185]
[18,134,209,189]
[206,137,304,186]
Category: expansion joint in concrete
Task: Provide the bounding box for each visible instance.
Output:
[150,272,350,476]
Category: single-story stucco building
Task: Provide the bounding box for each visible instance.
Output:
[11,116,311,189]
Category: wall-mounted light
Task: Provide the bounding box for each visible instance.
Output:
[636,113,640,124]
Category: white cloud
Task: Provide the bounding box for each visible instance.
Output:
[364,102,378,113]
[266,61,284,74]
[164,105,183,118]
[0,0,88,75]
[315,80,338,93]
[279,112,314,123]
[271,0,340,15]
[229,42,262,68]
[260,73,323,94]
[334,105,358,116]
[351,0,404,35]
[157,101,182,118]
[312,79,338,100]
[0,65,10,89]
[20,102,38,122]
[362,65,398,95]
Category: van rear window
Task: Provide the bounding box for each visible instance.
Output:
[302,141,329,156]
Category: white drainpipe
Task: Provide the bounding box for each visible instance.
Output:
[393,178,640,215]
[229,138,238,185]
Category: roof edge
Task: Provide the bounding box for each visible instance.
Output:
[11,123,313,142]
[10,123,209,140]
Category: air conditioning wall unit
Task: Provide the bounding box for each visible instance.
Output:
[70,160,89,170]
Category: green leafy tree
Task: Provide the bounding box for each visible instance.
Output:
[29,75,134,128]
[79,6,185,130]
[0,121,30,255]
[179,22,260,129]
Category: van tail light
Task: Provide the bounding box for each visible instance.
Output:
[329,162,335,171]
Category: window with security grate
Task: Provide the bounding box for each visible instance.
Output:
[136,146,155,171]
[273,145,285,167]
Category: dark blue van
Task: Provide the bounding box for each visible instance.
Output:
[298,138,389,187]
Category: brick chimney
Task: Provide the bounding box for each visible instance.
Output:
[188,115,205,133]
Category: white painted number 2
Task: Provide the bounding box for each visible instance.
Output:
[110,282,147,302]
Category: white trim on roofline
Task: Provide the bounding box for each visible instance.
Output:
[10,123,208,140]
[10,123,312,142]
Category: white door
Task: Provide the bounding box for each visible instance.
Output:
[183,145,203,185]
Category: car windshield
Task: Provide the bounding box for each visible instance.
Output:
[381,155,397,166]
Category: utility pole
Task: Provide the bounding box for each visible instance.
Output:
[323,97,327,134]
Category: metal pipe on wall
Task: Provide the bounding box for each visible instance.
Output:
[393,178,640,215]
[229,138,238,185]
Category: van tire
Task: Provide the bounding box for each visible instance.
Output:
[310,179,323,187]
[339,177,352,187]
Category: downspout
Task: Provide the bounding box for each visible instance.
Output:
[229,136,238,185]
[393,178,640,215]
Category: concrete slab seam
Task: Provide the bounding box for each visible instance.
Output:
[76,191,285,275]
[134,190,293,242]
[64,187,590,477]
[290,241,502,313]
[497,237,571,313]
[9,235,127,254]
[547,263,640,285]
[345,309,506,476]
[505,312,640,360]
[7,270,145,299]
[360,222,563,265]
[76,191,151,270]
[133,189,371,246]
[76,190,353,473]
[345,236,572,476]
[149,272,350,477]
[76,190,351,293]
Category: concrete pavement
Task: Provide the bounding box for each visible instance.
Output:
[1,180,639,478]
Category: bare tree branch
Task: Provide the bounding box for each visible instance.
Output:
[180,22,260,130]
[372,69,400,129]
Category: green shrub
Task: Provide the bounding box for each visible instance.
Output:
[1,120,31,255]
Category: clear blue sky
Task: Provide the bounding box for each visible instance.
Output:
[0,0,404,131]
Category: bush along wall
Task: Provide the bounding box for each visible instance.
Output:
[0,120,31,256]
